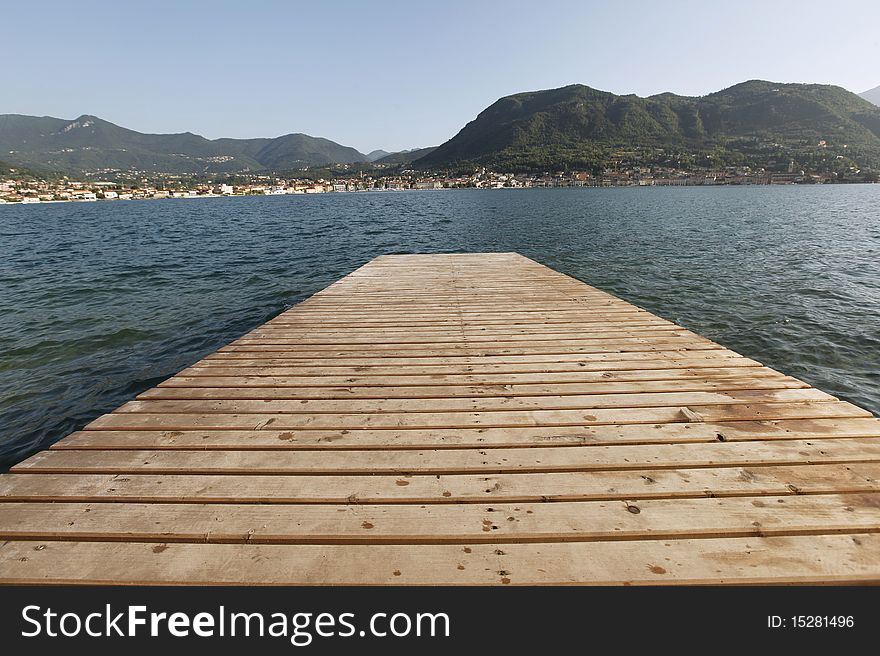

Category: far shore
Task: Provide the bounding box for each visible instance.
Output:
[2,179,878,208]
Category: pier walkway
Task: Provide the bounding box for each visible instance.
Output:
[1,252,879,584]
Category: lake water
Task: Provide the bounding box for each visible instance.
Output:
[1,186,879,468]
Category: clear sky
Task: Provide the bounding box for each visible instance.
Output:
[5,0,879,153]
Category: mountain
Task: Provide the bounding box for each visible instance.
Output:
[365,149,391,162]
[417,81,880,171]
[0,114,367,174]
[235,133,366,170]
[861,85,880,106]
[375,146,438,166]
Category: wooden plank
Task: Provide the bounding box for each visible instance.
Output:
[115,388,835,414]
[3,463,877,504]
[81,401,872,431]
[49,417,880,451]
[215,341,719,356]
[1,494,878,544]
[156,367,788,388]
[230,329,697,345]
[262,306,644,315]
[13,438,880,475]
[239,326,693,336]
[1,534,878,584]
[191,354,755,371]
[265,318,666,328]
[139,377,810,400]
[200,348,750,363]
[249,321,678,335]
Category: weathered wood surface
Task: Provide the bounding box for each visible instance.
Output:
[1,252,878,585]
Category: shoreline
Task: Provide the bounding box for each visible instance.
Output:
[2,180,878,207]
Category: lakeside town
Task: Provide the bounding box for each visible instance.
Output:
[1,165,876,204]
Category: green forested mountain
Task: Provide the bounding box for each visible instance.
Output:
[0,114,367,174]
[416,81,880,171]
[375,146,438,166]
[365,149,391,161]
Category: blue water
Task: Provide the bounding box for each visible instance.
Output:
[1,186,879,468]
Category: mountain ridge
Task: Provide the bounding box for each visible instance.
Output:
[0,113,368,174]
[415,80,880,172]
[365,149,391,162]
[375,146,438,166]
[861,84,880,106]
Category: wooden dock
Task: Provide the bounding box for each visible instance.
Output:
[1,252,879,584]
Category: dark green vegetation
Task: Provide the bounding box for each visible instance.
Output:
[365,149,391,162]
[0,158,43,179]
[0,114,368,174]
[862,85,880,107]
[375,146,438,166]
[417,81,880,174]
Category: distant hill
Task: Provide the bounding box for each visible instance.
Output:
[417,81,880,171]
[241,133,366,171]
[0,114,367,174]
[0,158,40,178]
[365,149,391,162]
[375,146,438,166]
[861,85,880,106]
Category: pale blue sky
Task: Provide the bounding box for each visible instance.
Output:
[4,0,879,152]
